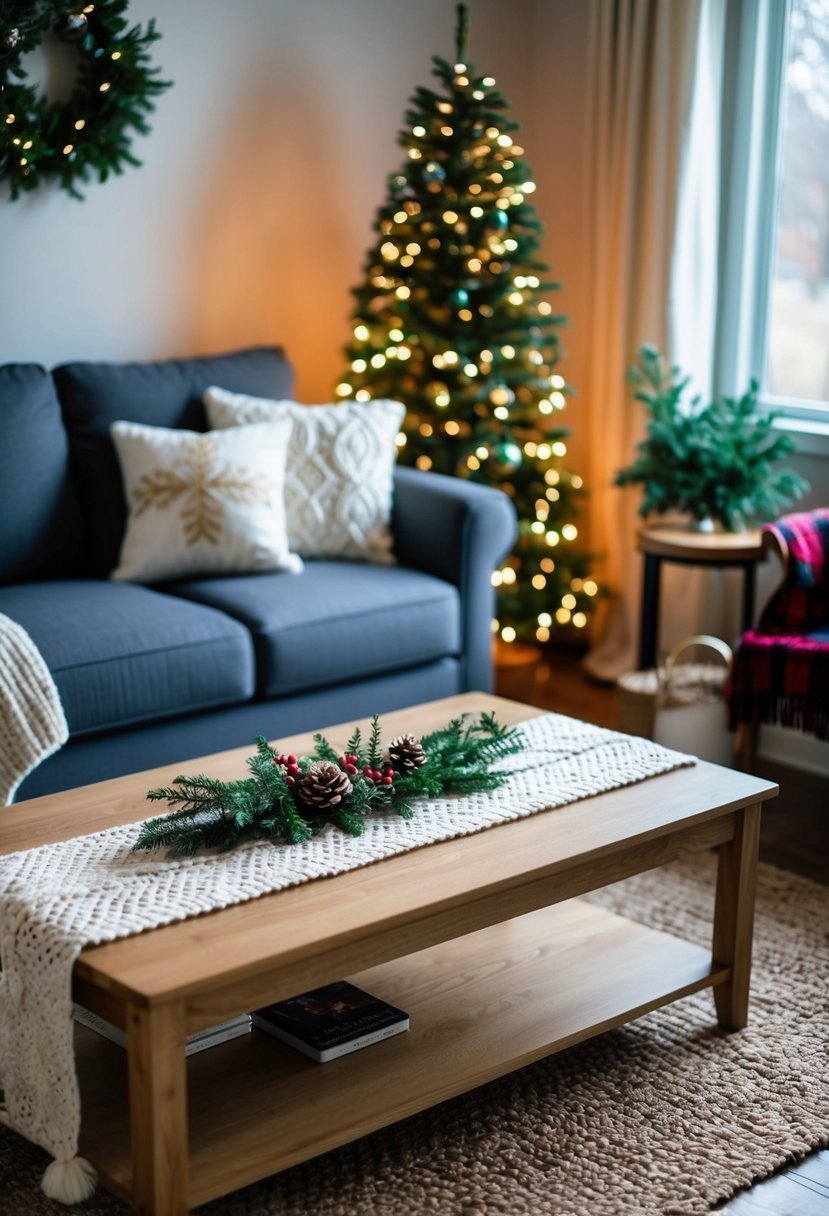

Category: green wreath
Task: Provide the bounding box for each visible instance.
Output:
[1,1,171,200]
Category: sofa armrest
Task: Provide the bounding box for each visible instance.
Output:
[392,466,517,692]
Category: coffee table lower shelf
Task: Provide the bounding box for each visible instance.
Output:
[76,897,725,1209]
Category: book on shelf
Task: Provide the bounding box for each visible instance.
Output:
[252,980,410,1063]
[72,1005,252,1055]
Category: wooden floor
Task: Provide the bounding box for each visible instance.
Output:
[495,645,829,1216]
[724,1152,829,1215]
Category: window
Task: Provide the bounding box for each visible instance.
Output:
[716,0,829,438]
[766,0,829,410]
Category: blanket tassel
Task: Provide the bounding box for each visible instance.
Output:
[42,1156,97,1204]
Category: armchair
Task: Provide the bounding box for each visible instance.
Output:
[727,508,829,769]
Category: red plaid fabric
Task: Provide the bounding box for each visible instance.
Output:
[727,509,829,741]
[759,508,829,631]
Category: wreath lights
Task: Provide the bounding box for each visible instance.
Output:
[1,1,171,200]
[135,712,525,857]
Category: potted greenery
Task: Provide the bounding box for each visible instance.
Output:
[615,344,809,531]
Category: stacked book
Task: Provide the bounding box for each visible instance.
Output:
[73,1005,252,1055]
[252,981,409,1063]
[74,980,409,1065]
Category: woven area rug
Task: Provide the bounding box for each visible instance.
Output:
[1,854,826,1216]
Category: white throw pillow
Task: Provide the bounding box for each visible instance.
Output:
[110,420,303,583]
[204,388,405,563]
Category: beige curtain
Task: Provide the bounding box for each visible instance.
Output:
[580,0,705,681]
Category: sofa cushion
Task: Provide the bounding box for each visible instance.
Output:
[204,389,405,563]
[0,364,84,583]
[0,581,256,737]
[110,420,302,583]
[53,347,295,577]
[165,562,461,698]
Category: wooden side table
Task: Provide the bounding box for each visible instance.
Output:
[637,526,766,670]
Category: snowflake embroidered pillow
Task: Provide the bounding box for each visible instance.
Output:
[203,389,405,563]
[110,421,303,583]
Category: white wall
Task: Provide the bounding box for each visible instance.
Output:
[0,0,542,403]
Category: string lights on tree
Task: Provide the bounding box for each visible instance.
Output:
[337,4,598,646]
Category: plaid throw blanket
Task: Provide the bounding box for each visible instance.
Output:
[728,509,829,741]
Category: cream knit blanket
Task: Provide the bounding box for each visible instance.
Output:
[0,613,68,806]
[0,713,694,1204]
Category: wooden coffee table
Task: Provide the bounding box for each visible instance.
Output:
[1,693,777,1214]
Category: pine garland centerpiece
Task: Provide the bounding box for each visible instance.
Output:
[135,712,524,857]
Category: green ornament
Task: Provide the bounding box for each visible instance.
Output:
[488,441,522,476]
[486,209,509,232]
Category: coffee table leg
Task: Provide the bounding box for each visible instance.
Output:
[127,1000,189,1215]
[711,803,762,1030]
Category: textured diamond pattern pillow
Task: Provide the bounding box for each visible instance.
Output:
[204,388,405,563]
[110,420,303,583]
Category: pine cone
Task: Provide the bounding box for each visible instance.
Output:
[388,733,426,772]
[296,761,353,809]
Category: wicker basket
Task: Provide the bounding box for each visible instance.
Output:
[617,635,734,764]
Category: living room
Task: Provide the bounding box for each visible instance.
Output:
[1,1,827,1214]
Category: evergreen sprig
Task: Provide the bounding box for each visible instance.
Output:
[134,713,525,857]
[615,344,809,530]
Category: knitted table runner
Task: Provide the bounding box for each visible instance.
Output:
[0,713,694,1205]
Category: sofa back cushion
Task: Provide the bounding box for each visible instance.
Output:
[53,346,294,576]
[0,364,85,583]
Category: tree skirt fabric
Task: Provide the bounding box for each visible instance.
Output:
[1,855,826,1215]
[0,713,694,1202]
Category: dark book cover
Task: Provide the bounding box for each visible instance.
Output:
[252,981,409,1062]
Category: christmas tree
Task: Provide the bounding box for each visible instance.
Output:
[337,5,597,645]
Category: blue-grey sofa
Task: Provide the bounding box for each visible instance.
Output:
[0,347,516,801]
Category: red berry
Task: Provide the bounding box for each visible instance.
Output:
[287,764,300,776]
[382,776,393,785]
[285,775,295,786]
[338,755,347,767]
[347,753,358,764]
[345,763,358,775]
[363,766,373,776]
[286,754,298,765]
